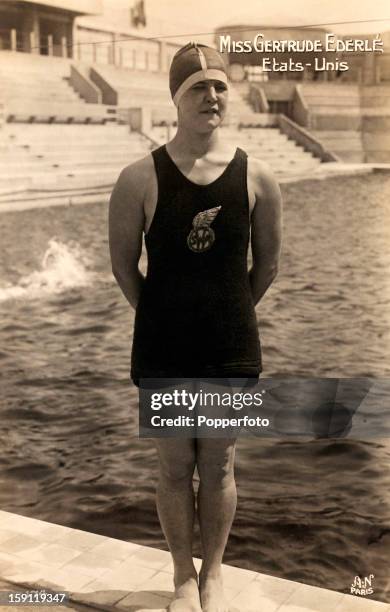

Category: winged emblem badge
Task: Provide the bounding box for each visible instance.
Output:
[187,205,221,253]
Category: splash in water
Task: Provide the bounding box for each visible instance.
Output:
[0,239,93,302]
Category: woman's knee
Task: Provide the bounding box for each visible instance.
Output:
[155,440,196,486]
[196,441,236,488]
[159,459,196,485]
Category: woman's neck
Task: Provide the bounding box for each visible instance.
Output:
[168,126,222,158]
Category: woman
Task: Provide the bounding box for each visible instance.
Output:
[109,42,282,612]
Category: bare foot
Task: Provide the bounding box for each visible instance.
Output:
[168,572,202,612]
[199,571,229,612]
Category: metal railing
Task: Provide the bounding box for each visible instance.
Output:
[0,28,69,57]
[0,28,22,52]
[0,26,179,75]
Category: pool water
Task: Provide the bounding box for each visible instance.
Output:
[0,173,389,601]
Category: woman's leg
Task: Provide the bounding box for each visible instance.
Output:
[154,437,201,611]
[196,437,237,612]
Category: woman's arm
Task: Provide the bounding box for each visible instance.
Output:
[248,159,283,305]
[108,160,147,309]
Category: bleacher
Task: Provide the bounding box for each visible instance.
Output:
[309,130,364,163]
[361,86,390,162]
[302,84,364,163]
[301,83,390,162]
[0,52,117,124]
[0,123,152,192]
[0,49,331,209]
[222,127,322,177]
[88,63,177,125]
[151,126,322,179]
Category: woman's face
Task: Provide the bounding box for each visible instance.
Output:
[177,79,229,133]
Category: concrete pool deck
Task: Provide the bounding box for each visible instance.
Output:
[0,510,388,612]
[0,162,389,214]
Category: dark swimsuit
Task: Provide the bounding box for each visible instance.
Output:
[131,145,262,386]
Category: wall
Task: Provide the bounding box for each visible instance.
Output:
[6,0,103,16]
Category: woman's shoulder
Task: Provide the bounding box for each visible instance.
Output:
[118,152,156,188]
[247,155,280,194]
